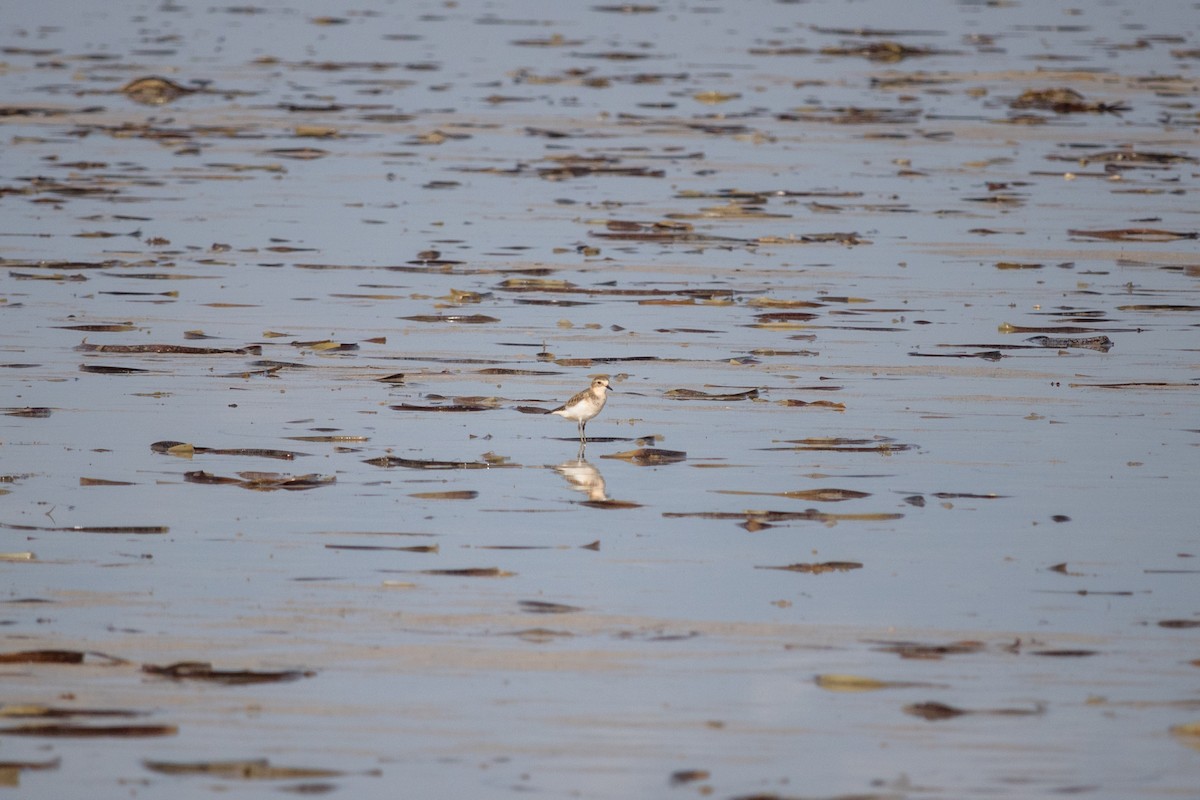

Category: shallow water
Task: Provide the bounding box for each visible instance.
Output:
[2,0,1199,797]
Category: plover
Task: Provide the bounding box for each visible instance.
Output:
[548,377,612,442]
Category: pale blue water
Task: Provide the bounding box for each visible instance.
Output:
[2,0,1198,797]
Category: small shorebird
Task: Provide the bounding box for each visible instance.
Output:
[548,377,612,443]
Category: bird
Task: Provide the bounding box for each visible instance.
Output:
[547,377,612,443]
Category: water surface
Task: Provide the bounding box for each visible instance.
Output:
[2,1,1198,797]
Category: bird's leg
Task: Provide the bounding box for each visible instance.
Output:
[578,420,586,442]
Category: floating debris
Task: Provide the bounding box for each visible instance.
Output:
[0,649,128,665]
[0,724,177,738]
[183,471,334,490]
[756,561,864,574]
[409,490,478,500]
[1067,228,1197,242]
[0,756,59,784]
[909,350,1005,360]
[818,40,954,62]
[55,323,137,332]
[401,314,500,324]
[364,456,515,470]
[9,271,88,282]
[1051,149,1197,166]
[814,674,941,692]
[871,640,988,659]
[1068,381,1198,390]
[1025,335,1114,351]
[3,407,52,418]
[903,701,1045,721]
[1171,721,1200,753]
[665,388,759,401]
[769,437,916,454]
[151,441,307,460]
[77,341,260,355]
[998,322,1115,334]
[419,567,514,577]
[142,759,343,780]
[289,339,358,352]
[669,769,711,786]
[582,498,643,509]
[79,477,135,486]
[390,403,494,412]
[325,543,437,553]
[0,523,167,535]
[714,488,869,501]
[519,600,583,614]
[778,399,846,411]
[664,509,902,524]
[120,76,196,105]
[601,448,687,465]
[779,106,920,125]
[262,147,329,160]
[1010,88,1127,114]
[79,364,152,375]
[142,662,314,685]
[1116,304,1200,313]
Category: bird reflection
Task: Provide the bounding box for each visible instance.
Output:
[553,453,609,502]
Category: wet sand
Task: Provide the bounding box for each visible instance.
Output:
[2,1,1199,797]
